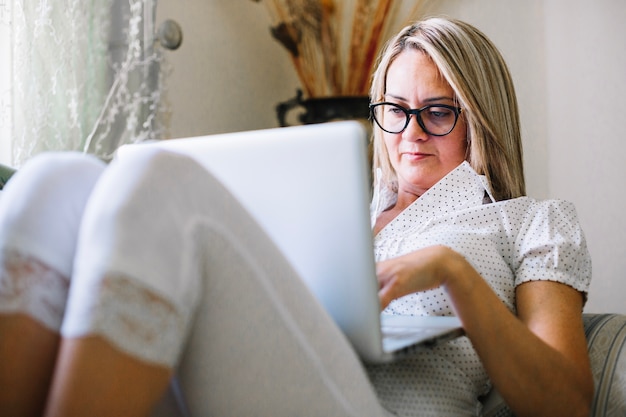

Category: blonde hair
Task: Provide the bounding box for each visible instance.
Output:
[370,17,525,201]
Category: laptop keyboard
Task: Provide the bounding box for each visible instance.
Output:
[381,325,428,339]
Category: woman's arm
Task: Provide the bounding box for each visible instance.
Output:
[376,245,593,417]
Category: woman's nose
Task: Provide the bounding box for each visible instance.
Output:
[402,115,428,141]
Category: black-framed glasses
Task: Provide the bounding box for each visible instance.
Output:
[369,102,463,136]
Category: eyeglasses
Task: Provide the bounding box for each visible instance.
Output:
[369,102,463,136]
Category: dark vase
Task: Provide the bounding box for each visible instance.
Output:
[276,89,370,127]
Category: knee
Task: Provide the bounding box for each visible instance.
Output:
[112,146,209,190]
[77,147,208,245]
[71,147,210,312]
[94,147,211,220]
[1,152,105,214]
[0,152,106,275]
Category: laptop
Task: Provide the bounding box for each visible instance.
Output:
[117,121,463,363]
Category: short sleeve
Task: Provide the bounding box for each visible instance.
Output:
[513,199,591,297]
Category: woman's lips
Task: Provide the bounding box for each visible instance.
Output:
[401,151,431,161]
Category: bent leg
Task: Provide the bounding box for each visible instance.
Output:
[179,219,388,417]
[45,335,172,417]
[0,153,105,417]
[0,312,60,417]
[50,148,388,417]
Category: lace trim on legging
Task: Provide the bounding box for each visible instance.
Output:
[0,248,69,332]
[72,273,192,368]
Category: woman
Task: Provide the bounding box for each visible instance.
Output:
[0,17,592,417]
[365,18,592,417]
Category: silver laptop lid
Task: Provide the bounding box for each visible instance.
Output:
[118,121,386,361]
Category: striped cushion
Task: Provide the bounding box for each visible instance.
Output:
[585,314,626,416]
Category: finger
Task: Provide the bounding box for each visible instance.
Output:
[378,286,394,310]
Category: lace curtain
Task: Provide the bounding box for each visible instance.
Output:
[0,0,168,167]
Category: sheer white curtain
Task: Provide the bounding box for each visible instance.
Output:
[0,0,168,167]
[0,0,12,166]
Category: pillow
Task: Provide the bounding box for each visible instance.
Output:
[584,313,626,416]
[0,163,16,190]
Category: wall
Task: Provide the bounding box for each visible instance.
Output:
[155,1,299,139]
[157,0,626,313]
[543,0,626,314]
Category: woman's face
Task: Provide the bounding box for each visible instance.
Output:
[383,49,467,199]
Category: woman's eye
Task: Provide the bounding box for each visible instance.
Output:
[387,106,405,116]
[427,107,453,119]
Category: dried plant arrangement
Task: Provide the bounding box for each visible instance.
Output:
[252,0,431,98]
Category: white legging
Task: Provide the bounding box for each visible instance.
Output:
[0,150,389,417]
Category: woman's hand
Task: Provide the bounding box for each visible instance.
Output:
[376,245,466,309]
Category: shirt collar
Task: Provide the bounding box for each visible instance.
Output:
[370,161,494,228]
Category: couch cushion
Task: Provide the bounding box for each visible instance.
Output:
[584,313,626,416]
[0,163,16,190]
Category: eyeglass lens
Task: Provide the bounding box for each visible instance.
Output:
[372,103,459,135]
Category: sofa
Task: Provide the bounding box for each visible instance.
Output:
[0,164,624,416]
[0,163,13,190]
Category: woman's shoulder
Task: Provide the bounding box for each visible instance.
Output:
[480,196,586,245]
[496,195,580,220]
[504,196,592,293]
